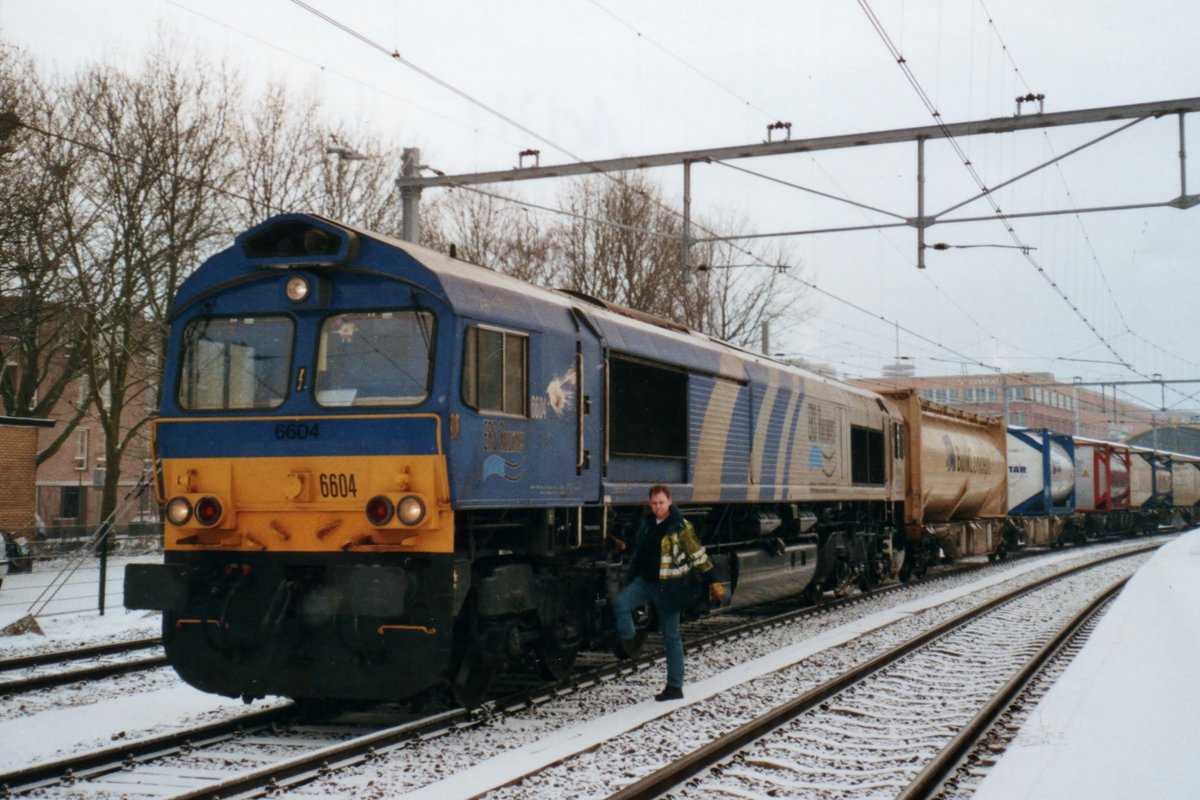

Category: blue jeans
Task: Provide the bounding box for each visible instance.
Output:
[613,577,684,689]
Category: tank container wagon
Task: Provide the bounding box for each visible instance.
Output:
[1129,445,1174,532]
[1169,451,1200,521]
[878,389,1009,575]
[1005,427,1076,547]
[1071,436,1134,537]
[1164,450,1200,526]
[124,214,907,706]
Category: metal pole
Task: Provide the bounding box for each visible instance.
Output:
[682,160,692,272]
[1073,382,1081,436]
[1001,374,1009,425]
[916,138,927,269]
[400,147,422,243]
[762,320,770,356]
[1180,112,1188,198]
[97,521,109,615]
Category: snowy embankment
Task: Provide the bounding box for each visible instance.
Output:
[974,529,1200,799]
[0,557,269,772]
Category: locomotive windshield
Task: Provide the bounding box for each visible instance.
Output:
[315,311,434,407]
[178,316,293,410]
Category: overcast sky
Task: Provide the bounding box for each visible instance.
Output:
[3,0,1198,413]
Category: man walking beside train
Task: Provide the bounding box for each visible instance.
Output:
[612,484,726,701]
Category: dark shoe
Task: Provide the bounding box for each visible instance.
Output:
[612,630,646,659]
[655,684,684,702]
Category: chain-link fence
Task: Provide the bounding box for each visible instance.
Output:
[1,523,161,623]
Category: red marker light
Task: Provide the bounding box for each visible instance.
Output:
[365,495,394,526]
[195,496,222,526]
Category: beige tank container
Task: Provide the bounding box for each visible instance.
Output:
[1129,447,1171,508]
[1170,455,1200,508]
[881,389,1008,534]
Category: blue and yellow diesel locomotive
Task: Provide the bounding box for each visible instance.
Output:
[125,214,956,704]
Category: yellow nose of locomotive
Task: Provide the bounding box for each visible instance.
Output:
[161,452,451,554]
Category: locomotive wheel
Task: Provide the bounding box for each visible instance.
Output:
[535,636,578,681]
[803,579,824,605]
[449,640,495,708]
[448,607,496,708]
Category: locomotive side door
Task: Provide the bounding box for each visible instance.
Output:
[568,307,604,505]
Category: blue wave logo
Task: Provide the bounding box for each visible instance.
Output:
[809,444,837,477]
[483,454,525,482]
[808,444,824,469]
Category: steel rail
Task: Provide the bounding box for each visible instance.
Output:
[39,548,1001,799]
[604,548,1149,800]
[0,654,168,696]
[0,705,298,795]
[0,637,161,672]
[896,577,1126,800]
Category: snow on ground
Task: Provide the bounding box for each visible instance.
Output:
[1,537,1193,796]
[0,556,280,773]
[974,529,1200,800]
[391,545,1154,800]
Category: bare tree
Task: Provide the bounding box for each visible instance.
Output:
[0,46,95,462]
[57,48,240,526]
[547,172,808,350]
[230,84,406,234]
[421,188,555,283]
[550,173,687,320]
[229,83,323,226]
[683,217,811,352]
[416,171,809,350]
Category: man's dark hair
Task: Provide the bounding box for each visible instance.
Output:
[648,484,671,500]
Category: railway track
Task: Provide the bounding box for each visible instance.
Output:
[925,590,1116,800]
[0,539,1159,798]
[607,558,1128,799]
[0,637,166,696]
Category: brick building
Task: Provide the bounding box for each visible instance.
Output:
[4,314,157,537]
[851,371,1193,444]
[0,415,55,535]
[33,378,157,538]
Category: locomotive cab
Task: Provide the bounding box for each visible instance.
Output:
[127,215,464,702]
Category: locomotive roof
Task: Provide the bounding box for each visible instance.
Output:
[348,219,887,401]
[183,213,890,406]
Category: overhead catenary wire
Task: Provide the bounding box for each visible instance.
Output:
[976,0,1200,383]
[584,0,778,122]
[163,0,525,149]
[579,4,1070,374]
[855,0,1162,389]
[286,0,1179,392]
[286,0,783,302]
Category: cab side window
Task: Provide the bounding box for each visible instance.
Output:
[463,326,528,415]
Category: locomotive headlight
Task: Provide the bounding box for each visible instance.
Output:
[194,496,223,526]
[365,495,394,526]
[397,495,426,526]
[285,275,310,303]
[166,497,193,526]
